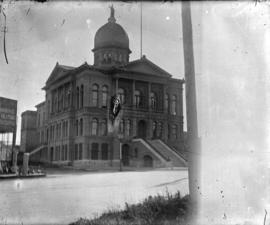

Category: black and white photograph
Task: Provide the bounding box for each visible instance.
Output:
[0,1,269,225]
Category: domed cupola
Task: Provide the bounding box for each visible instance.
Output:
[92,6,131,67]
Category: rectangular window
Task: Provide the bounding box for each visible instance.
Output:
[80,118,83,136]
[75,144,78,160]
[61,145,65,161]
[79,143,83,160]
[91,143,99,160]
[87,144,91,159]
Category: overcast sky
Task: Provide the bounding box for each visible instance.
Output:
[0,1,191,142]
[0,1,270,224]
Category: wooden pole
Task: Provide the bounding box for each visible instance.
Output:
[140,1,143,59]
[181,0,201,211]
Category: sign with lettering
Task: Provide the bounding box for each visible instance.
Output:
[0,97,17,133]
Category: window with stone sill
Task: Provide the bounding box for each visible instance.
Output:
[100,119,107,136]
[80,85,84,108]
[150,92,157,110]
[119,119,124,134]
[171,95,177,115]
[101,143,108,160]
[91,143,99,160]
[134,90,141,108]
[172,124,177,139]
[126,119,131,136]
[118,88,125,104]
[102,85,108,107]
[79,118,83,136]
[92,118,98,136]
[165,93,169,113]
[92,84,99,107]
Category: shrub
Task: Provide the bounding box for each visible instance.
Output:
[70,192,190,225]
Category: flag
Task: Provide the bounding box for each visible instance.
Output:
[110,95,121,120]
[108,95,122,134]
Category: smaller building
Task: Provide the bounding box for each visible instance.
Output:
[20,111,38,153]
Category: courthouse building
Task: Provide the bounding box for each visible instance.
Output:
[20,7,187,169]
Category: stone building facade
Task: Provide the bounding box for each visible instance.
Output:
[20,7,187,168]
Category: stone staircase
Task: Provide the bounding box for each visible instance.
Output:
[146,139,187,167]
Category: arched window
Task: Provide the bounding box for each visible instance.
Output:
[76,86,80,109]
[101,143,108,160]
[103,53,108,63]
[92,84,99,107]
[80,85,84,108]
[67,85,71,108]
[150,92,157,110]
[54,94,57,113]
[59,88,63,111]
[100,119,107,136]
[172,124,177,139]
[171,95,177,115]
[152,121,157,138]
[118,88,125,104]
[120,119,124,134]
[165,93,169,113]
[134,90,141,108]
[92,118,98,135]
[79,118,83,136]
[102,85,108,107]
[126,120,131,136]
[91,143,99,160]
[108,53,112,63]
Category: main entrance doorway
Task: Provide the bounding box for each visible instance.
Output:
[137,120,147,138]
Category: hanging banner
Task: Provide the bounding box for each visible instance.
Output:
[0,97,17,133]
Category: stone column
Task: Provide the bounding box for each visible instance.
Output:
[115,78,119,95]
[147,82,151,110]
[132,118,137,138]
[12,149,18,173]
[132,80,135,108]
[162,121,167,142]
[163,85,166,113]
[23,153,30,175]
[149,120,153,139]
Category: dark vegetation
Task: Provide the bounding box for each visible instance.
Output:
[70,191,191,225]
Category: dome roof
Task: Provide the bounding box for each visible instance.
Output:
[93,6,130,52]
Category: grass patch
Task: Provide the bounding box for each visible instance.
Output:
[70,191,191,225]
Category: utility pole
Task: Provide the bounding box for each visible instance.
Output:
[140,1,143,59]
[181,0,201,215]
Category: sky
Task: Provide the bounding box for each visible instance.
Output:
[0,1,270,225]
[0,1,189,144]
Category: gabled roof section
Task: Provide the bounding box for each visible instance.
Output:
[45,62,75,86]
[123,55,172,78]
